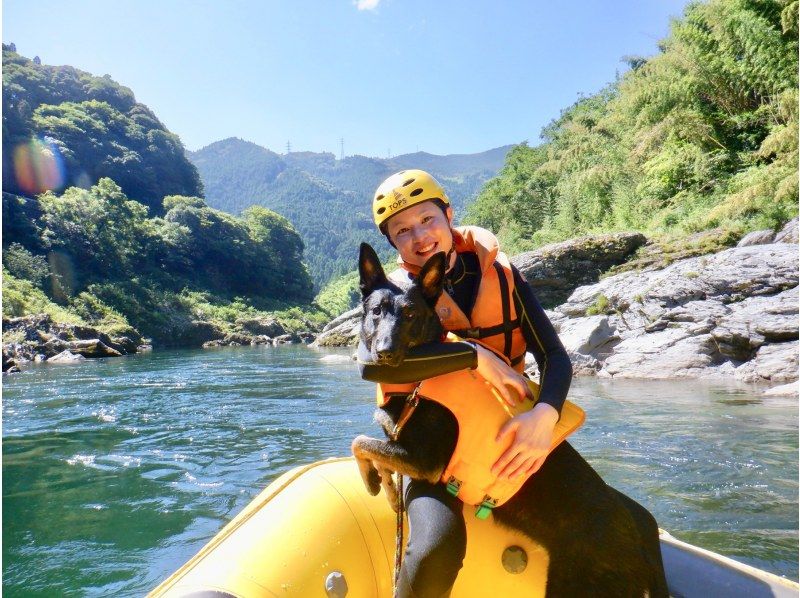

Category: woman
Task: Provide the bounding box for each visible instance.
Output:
[358,169,572,598]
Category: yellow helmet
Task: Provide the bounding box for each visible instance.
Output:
[372,169,450,229]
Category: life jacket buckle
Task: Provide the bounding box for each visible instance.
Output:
[475,495,498,520]
[464,327,481,339]
[445,476,462,497]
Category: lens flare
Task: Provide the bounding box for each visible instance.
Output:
[13,138,66,195]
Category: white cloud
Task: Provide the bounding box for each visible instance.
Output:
[355,0,380,11]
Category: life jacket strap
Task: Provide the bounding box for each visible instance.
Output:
[445,476,462,497]
[450,318,520,341]
[475,495,498,520]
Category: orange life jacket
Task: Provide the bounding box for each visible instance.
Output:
[388,225,527,371]
[375,226,584,517]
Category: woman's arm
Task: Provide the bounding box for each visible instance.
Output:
[511,265,572,414]
[492,266,573,480]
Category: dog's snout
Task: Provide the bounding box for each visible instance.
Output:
[376,349,396,363]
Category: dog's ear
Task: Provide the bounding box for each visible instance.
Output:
[359,243,388,299]
[417,252,447,305]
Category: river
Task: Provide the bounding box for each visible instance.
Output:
[2,345,797,596]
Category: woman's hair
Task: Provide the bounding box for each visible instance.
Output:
[380,198,450,247]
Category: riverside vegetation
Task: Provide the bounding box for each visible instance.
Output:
[3,0,799,374]
[2,44,322,366]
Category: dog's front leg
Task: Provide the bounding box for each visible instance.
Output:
[351,434,443,505]
[352,435,384,495]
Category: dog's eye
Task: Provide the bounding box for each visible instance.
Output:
[372,306,381,316]
[405,311,415,320]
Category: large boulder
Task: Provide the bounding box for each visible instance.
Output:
[314,306,362,347]
[553,243,798,381]
[511,232,647,308]
[48,350,86,364]
[774,217,798,244]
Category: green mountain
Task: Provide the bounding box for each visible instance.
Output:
[187,139,513,287]
[2,49,316,346]
[2,45,202,214]
[464,0,798,255]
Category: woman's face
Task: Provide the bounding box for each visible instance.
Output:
[385,201,454,269]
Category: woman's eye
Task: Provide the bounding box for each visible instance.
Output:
[372,306,381,316]
[421,216,433,224]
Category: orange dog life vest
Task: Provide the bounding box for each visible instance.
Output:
[378,370,585,518]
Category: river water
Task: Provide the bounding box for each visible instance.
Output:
[2,345,798,596]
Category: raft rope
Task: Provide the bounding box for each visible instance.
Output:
[393,472,404,598]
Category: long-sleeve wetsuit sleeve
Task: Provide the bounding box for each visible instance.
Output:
[358,339,477,384]
[511,265,572,414]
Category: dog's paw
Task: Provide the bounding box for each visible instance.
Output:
[366,466,382,495]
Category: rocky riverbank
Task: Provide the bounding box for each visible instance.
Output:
[2,314,148,372]
[314,219,798,389]
[2,313,318,372]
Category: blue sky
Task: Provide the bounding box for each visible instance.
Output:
[4,0,689,158]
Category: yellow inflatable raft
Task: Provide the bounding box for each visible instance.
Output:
[149,456,799,598]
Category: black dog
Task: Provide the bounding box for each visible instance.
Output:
[351,243,668,597]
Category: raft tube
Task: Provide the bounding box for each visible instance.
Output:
[149,457,799,598]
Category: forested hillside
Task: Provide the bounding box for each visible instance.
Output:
[2,45,202,213]
[2,48,316,345]
[188,138,512,286]
[465,0,798,255]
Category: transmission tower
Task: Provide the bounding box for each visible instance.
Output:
[286,141,291,154]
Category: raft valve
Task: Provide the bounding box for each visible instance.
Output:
[502,545,528,574]
[325,570,348,597]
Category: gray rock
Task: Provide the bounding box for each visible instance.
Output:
[511,232,647,308]
[298,331,317,343]
[561,244,797,319]
[763,382,798,396]
[555,243,797,381]
[737,229,774,246]
[48,350,86,364]
[734,341,799,383]
[557,315,617,356]
[3,348,19,372]
[273,333,301,345]
[68,339,123,358]
[222,332,253,346]
[314,310,362,347]
[322,306,363,333]
[250,335,272,345]
[710,287,798,360]
[236,317,286,337]
[774,217,798,244]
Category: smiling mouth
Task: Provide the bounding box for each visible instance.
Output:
[416,242,437,256]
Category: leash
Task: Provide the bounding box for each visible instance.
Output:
[393,472,404,597]
[391,383,420,597]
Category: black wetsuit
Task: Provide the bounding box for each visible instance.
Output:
[358,251,572,598]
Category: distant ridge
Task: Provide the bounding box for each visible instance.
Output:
[187,138,513,287]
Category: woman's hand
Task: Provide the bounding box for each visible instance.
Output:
[491,402,559,479]
[473,343,531,407]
